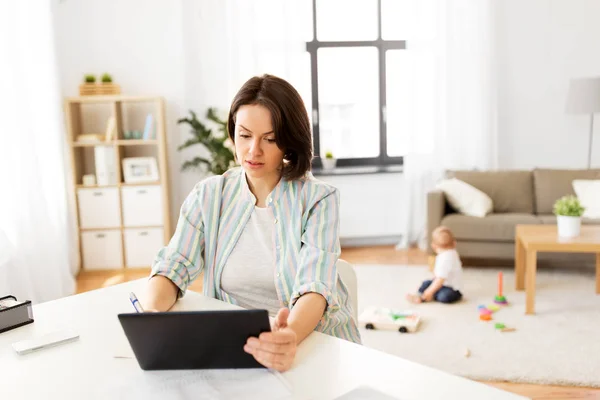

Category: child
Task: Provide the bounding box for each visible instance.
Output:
[406,226,463,304]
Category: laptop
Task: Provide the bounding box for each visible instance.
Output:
[118,309,271,370]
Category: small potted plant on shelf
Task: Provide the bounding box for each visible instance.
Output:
[321,150,337,170]
[553,195,585,238]
[79,74,97,96]
[98,72,121,95]
[101,73,112,83]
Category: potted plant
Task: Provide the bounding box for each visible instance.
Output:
[100,73,112,83]
[177,108,236,175]
[321,150,337,170]
[79,74,97,96]
[553,195,585,237]
[95,73,120,95]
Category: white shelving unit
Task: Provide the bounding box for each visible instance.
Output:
[64,95,172,271]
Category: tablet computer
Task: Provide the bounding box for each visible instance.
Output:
[118,309,271,370]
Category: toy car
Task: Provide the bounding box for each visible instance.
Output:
[358,307,421,333]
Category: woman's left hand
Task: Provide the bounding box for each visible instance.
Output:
[244,308,297,372]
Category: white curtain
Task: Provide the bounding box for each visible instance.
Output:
[0,1,76,302]
[398,0,499,249]
[223,0,311,109]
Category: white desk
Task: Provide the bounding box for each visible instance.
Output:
[0,280,526,400]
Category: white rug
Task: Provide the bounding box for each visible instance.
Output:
[354,264,600,387]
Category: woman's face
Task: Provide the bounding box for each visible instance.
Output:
[234,104,285,181]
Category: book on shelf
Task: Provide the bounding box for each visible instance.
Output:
[142,114,155,140]
[105,116,116,142]
[94,145,117,185]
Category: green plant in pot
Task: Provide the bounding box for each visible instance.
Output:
[177,108,236,175]
[553,195,585,237]
[101,73,113,83]
[322,150,337,170]
[84,74,96,84]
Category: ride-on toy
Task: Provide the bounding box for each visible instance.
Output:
[358,307,421,333]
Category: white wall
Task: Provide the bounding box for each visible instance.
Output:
[52,0,188,226]
[496,0,600,169]
[319,173,404,243]
[51,1,402,242]
[53,1,600,244]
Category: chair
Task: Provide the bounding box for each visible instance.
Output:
[336,259,358,321]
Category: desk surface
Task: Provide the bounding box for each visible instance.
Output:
[0,280,525,400]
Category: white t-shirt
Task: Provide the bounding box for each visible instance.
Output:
[220,206,282,316]
[433,249,463,291]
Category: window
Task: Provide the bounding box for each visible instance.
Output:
[307,0,406,168]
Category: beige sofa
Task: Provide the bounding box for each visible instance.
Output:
[427,169,600,266]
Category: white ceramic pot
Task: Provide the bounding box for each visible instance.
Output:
[321,158,337,170]
[557,215,581,238]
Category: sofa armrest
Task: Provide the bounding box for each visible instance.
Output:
[427,189,447,255]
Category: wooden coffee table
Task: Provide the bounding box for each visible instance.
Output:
[515,224,600,314]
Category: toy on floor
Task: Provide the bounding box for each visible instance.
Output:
[479,314,492,321]
[493,271,508,304]
[494,322,517,332]
[476,274,517,329]
[478,304,495,321]
[359,307,421,333]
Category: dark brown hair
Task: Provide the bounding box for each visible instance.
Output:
[227,74,313,181]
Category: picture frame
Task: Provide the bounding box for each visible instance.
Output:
[122,157,159,183]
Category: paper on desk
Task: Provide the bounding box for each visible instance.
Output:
[96,369,292,400]
[335,385,400,400]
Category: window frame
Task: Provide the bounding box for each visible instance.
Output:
[307,0,406,168]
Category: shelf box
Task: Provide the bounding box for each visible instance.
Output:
[121,185,163,227]
[124,227,164,268]
[77,187,121,228]
[81,230,123,270]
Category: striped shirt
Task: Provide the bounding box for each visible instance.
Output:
[151,167,362,344]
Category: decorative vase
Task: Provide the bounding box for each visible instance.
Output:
[557,215,581,238]
[321,158,337,170]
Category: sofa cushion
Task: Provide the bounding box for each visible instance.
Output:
[441,213,540,242]
[572,180,600,219]
[536,214,600,225]
[533,169,600,214]
[447,170,534,214]
[436,178,493,217]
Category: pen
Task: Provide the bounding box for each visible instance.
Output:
[129,292,145,313]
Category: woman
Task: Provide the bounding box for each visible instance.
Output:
[145,74,361,372]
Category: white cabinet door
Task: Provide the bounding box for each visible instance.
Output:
[123,227,164,268]
[81,230,123,270]
[121,185,163,227]
[77,188,121,228]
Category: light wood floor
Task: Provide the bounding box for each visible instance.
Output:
[76,245,600,400]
